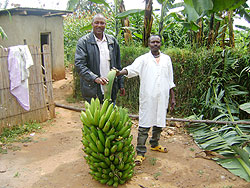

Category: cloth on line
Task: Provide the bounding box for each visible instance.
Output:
[8,45,34,111]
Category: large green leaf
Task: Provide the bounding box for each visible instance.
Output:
[181,22,200,31]
[217,157,250,182]
[184,0,246,21]
[188,121,250,182]
[184,0,200,21]
[80,24,92,32]
[213,0,247,12]
[133,32,143,40]
[89,0,111,10]
[192,0,213,14]
[116,9,145,19]
[239,103,250,114]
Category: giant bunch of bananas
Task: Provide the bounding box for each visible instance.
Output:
[80,71,135,187]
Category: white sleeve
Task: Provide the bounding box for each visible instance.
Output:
[125,56,143,78]
[168,56,175,89]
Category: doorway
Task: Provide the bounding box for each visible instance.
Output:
[40,33,51,76]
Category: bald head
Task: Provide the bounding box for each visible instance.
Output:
[92,13,106,23]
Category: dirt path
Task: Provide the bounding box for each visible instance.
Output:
[0,70,249,188]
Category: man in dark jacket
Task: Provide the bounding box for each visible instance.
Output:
[75,13,125,103]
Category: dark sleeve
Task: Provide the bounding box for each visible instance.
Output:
[114,39,124,89]
[75,37,98,82]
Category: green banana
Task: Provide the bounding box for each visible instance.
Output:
[97,129,105,146]
[90,97,96,116]
[116,141,124,152]
[99,162,108,168]
[106,178,114,186]
[96,140,104,153]
[80,111,91,126]
[113,181,119,188]
[81,139,89,147]
[99,178,109,184]
[110,144,117,153]
[84,101,90,110]
[98,114,106,129]
[105,137,111,148]
[86,108,95,125]
[104,148,110,157]
[90,132,98,143]
[89,142,99,153]
[102,120,111,133]
[100,99,109,117]
[108,109,116,123]
[95,97,100,110]
[104,102,114,121]
[93,109,100,126]
[113,110,120,127]
[106,127,115,136]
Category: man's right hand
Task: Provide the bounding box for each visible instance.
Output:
[95,77,109,85]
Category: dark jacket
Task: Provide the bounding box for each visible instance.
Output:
[75,32,124,102]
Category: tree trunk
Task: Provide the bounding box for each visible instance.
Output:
[207,13,214,48]
[196,18,203,47]
[220,16,227,48]
[213,21,221,44]
[119,0,133,45]
[228,10,235,48]
[158,1,167,37]
[143,0,153,47]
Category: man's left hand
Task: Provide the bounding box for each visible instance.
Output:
[120,88,125,96]
[170,99,176,112]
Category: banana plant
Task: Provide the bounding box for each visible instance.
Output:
[156,0,187,36]
[188,120,250,182]
[183,0,247,48]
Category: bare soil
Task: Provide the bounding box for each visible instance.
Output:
[0,68,249,188]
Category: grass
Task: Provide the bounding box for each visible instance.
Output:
[153,172,161,180]
[149,157,158,166]
[0,121,44,154]
[189,147,195,152]
[66,96,78,103]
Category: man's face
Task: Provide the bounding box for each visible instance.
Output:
[92,16,106,36]
[148,36,161,53]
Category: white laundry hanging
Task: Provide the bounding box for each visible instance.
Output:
[8,45,34,111]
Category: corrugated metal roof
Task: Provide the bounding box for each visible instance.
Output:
[0,7,72,17]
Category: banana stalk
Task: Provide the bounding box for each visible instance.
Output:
[103,69,117,102]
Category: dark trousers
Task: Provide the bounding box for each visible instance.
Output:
[136,126,162,157]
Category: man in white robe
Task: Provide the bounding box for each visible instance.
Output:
[116,35,176,165]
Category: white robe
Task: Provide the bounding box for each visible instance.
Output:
[125,51,175,128]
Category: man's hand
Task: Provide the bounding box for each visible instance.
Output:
[170,99,176,112]
[112,67,128,76]
[120,88,125,96]
[170,88,175,112]
[94,77,109,85]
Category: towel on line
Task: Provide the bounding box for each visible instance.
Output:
[8,45,34,111]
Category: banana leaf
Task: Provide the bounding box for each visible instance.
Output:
[239,103,250,114]
[188,123,250,182]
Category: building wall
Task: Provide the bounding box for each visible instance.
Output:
[0,14,65,80]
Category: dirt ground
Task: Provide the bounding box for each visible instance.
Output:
[0,68,250,188]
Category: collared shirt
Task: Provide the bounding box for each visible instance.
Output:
[125,51,175,128]
[94,34,110,93]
